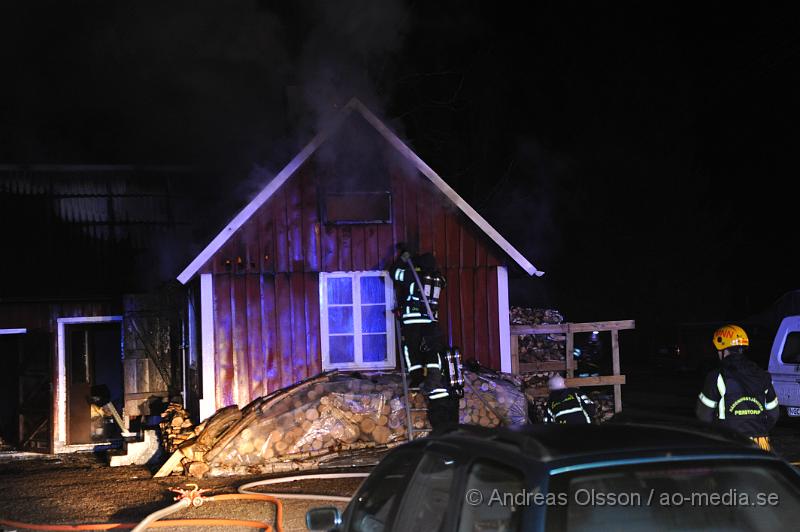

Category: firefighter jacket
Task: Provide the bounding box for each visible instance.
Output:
[390,257,446,325]
[696,352,779,438]
[544,388,595,424]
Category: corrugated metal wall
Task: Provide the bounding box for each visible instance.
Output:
[0,165,197,298]
[201,151,505,408]
[0,166,182,249]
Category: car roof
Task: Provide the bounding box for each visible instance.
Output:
[431,422,771,464]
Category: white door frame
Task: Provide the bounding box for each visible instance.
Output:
[497,266,512,373]
[199,273,217,423]
[55,316,123,453]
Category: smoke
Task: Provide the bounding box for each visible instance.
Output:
[221,1,412,220]
[154,1,412,280]
[0,0,418,288]
[1,0,413,167]
[294,0,410,135]
[484,137,571,308]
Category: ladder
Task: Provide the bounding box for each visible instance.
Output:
[396,319,432,441]
[395,254,438,441]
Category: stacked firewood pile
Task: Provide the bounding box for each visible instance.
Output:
[459,370,527,426]
[520,373,551,391]
[405,391,431,432]
[156,372,411,478]
[159,403,198,453]
[526,391,615,424]
[156,368,533,478]
[511,307,566,362]
[510,307,564,326]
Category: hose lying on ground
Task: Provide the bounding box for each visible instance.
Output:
[0,492,284,531]
[130,491,286,532]
[130,499,190,532]
[238,472,370,502]
[0,470,366,530]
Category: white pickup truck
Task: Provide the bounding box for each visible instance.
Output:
[768,315,800,416]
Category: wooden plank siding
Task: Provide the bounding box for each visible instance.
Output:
[200,143,507,407]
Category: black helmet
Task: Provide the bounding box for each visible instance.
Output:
[415,252,437,272]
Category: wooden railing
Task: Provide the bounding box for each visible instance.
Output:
[510,320,635,413]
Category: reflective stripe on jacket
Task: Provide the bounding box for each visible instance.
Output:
[696,352,779,438]
[544,388,595,424]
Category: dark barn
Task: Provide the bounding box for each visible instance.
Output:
[178,99,543,421]
[0,166,196,453]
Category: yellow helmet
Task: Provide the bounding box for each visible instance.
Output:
[712,324,749,351]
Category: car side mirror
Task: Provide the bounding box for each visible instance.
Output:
[306,506,342,530]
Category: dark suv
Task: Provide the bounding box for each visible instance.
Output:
[307,423,800,531]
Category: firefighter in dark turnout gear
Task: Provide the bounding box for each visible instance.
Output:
[543,373,595,424]
[696,324,779,451]
[390,250,459,431]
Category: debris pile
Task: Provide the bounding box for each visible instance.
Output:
[510,307,566,363]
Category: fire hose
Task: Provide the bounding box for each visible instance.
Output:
[238,472,370,502]
[130,491,287,532]
[0,484,285,532]
[0,472,369,531]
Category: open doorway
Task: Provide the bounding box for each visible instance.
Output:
[0,329,51,452]
[58,318,123,446]
[0,331,24,449]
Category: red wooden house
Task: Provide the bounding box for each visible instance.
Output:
[177,99,544,421]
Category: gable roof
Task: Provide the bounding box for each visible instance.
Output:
[177,98,544,284]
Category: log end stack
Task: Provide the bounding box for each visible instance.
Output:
[510,307,566,363]
[165,374,413,478]
[155,368,548,478]
[459,371,527,427]
[159,403,196,454]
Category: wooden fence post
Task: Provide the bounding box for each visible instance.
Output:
[611,329,622,413]
[565,325,574,378]
[510,334,519,375]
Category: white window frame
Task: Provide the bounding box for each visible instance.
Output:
[319,270,396,370]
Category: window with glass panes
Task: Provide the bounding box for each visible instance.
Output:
[319,271,396,370]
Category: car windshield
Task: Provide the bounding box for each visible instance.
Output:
[546,460,800,531]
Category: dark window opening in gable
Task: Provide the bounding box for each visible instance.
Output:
[318,113,392,224]
[324,191,391,224]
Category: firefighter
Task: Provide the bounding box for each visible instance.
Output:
[390,249,459,431]
[543,373,595,424]
[696,324,779,451]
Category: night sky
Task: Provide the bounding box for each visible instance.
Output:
[3,2,799,348]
